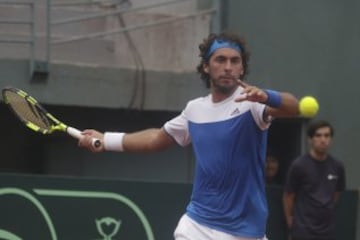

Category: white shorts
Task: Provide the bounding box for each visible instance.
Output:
[174,214,268,240]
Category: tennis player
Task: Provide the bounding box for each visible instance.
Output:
[79,31,300,240]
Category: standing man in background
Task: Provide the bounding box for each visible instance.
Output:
[79,31,299,240]
[283,120,346,240]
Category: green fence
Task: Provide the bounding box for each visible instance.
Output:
[0,174,357,240]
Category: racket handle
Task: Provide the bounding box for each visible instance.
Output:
[67,127,101,148]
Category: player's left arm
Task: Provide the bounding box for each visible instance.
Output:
[264,92,299,118]
[235,80,299,118]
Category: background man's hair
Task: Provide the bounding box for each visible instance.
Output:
[307,120,334,138]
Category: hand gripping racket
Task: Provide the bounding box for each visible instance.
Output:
[2,86,101,148]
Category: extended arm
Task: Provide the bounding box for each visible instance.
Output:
[79,128,176,153]
[235,80,299,118]
[265,92,299,118]
[122,128,176,152]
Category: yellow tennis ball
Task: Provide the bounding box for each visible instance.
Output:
[299,96,319,118]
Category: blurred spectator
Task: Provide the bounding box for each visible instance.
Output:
[265,154,280,185]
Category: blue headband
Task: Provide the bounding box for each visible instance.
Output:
[205,39,242,59]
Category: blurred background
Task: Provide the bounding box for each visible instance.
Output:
[0,0,359,239]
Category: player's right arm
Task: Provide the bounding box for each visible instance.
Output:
[79,128,176,153]
[122,128,176,152]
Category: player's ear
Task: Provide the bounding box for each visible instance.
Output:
[203,63,209,73]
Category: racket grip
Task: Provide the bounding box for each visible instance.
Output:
[67,127,101,148]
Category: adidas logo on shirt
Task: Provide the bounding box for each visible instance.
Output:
[230,108,240,116]
[328,174,338,180]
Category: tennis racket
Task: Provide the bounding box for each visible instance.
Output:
[2,86,101,148]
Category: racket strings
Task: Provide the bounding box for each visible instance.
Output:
[4,91,51,130]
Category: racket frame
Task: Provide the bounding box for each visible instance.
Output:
[2,86,100,147]
[2,87,67,134]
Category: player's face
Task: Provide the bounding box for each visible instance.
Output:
[204,48,244,94]
[310,126,333,154]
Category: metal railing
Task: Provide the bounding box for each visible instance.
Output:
[50,0,216,44]
[0,0,36,79]
[52,8,215,45]
[0,0,218,79]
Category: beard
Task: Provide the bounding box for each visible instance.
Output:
[211,77,237,95]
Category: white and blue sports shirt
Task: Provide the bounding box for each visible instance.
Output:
[164,87,270,238]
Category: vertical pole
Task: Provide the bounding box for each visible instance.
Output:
[46,0,51,72]
[29,1,35,79]
[220,0,228,30]
[211,0,221,33]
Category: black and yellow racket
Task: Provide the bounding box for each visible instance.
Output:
[2,86,100,147]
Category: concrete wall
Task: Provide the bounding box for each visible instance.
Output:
[1,0,359,187]
[224,0,360,190]
[0,0,212,110]
[0,0,212,71]
[0,0,213,182]
[224,1,360,238]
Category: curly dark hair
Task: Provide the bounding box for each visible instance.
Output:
[196,31,250,88]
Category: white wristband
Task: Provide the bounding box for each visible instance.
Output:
[104,132,125,152]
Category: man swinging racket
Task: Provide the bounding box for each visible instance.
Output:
[79,31,299,240]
